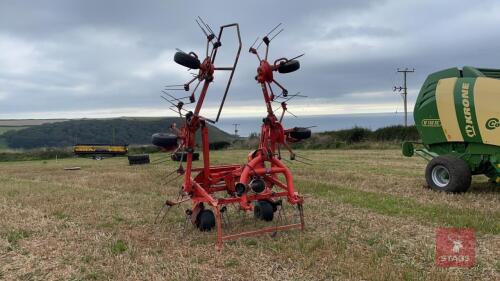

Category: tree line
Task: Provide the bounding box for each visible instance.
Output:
[3,118,235,149]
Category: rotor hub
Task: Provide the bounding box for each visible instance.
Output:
[256,60,273,83]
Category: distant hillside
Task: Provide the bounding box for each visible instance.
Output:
[0,119,68,126]
[2,117,235,149]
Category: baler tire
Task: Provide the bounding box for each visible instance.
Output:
[278,60,300,74]
[197,210,215,231]
[174,51,200,70]
[425,155,471,193]
[254,200,274,222]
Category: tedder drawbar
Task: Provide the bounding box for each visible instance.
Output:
[151,19,311,248]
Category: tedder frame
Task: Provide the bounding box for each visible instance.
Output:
[153,20,311,249]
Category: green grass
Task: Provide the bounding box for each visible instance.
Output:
[110,240,128,254]
[300,180,500,234]
[2,229,31,247]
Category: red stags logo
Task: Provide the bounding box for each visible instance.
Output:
[435,228,475,267]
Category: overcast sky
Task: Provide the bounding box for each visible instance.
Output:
[1,0,500,119]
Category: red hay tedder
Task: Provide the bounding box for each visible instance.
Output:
[152,19,311,249]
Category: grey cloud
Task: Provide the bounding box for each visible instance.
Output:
[1,0,499,117]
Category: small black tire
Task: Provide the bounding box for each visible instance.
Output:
[174,52,200,69]
[171,152,200,162]
[197,210,215,231]
[278,60,300,74]
[289,127,311,140]
[425,155,471,193]
[152,133,178,150]
[254,200,274,222]
[128,154,150,165]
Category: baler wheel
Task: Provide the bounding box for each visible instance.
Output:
[254,200,274,221]
[425,155,471,193]
[174,51,200,70]
[197,209,215,231]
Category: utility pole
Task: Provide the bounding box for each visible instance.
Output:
[232,123,240,138]
[394,68,415,127]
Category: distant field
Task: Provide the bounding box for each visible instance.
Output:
[0,119,67,126]
[0,150,498,280]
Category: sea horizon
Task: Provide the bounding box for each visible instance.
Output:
[217,112,415,137]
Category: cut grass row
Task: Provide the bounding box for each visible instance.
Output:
[299,179,500,235]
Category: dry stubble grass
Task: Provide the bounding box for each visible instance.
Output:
[0,149,499,280]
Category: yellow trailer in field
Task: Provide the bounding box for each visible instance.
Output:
[73,144,128,160]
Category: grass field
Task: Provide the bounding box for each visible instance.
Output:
[0,150,498,280]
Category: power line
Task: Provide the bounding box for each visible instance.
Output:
[232,123,240,137]
[393,68,415,127]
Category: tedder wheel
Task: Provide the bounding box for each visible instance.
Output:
[174,51,200,70]
[151,133,178,150]
[278,60,300,74]
[254,200,274,222]
[171,151,200,162]
[128,154,150,165]
[197,209,216,231]
[425,155,471,193]
[289,127,311,140]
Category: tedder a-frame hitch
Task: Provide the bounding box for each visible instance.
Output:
[152,19,310,249]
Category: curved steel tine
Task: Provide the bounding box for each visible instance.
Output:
[288,53,305,61]
[286,109,298,118]
[159,207,173,224]
[266,23,282,37]
[150,156,170,164]
[295,154,313,162]
[195,19,209,37]
[256,38,265,51]
[269,28,284,42]
[198,16,216,39]
[249,36,259,49]
[182,212,191,234]
[154,203,170,224]
[293,158,312,165]
[162,90,190,102]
